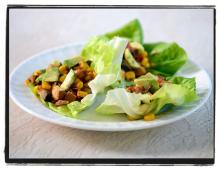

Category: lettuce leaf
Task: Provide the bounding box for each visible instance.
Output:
[96,76,197,117]
[166,76,196,93]
[96,88,151,118]
[81,36,128,93]
[143,42,165,53]
[144,42,187,76]
[48,103,73,117]
[104,19,143,43]
[46,93,96,117]
[148,78,197,115]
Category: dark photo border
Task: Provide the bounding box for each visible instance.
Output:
[5,5,216,165]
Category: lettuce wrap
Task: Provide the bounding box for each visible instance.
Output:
[96,74,197,118]
[28,36,128,117]
[104,19,188,77]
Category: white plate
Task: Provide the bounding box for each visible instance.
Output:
[10,43,212,131]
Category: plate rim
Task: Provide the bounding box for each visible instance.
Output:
[9,43,213,131]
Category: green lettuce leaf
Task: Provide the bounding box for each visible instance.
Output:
[143,42,165,53]
[148,78,197,115]
[81,36,128,93]
[96,88,151,119]
[96,76,197,117]
[48,94,96,117]
[144,42,188,76]
[48,103,73,117]
[104,19,143,43]
[166,76,196,93]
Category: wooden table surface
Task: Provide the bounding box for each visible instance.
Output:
[9,8,214,158]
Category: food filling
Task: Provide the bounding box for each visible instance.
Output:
[25,60,96,106]
[121,42,151,81]
[126,74,165,95]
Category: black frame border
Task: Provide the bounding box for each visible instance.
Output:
[5,5,216,165]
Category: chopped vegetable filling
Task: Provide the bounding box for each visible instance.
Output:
[25,60,96,106]
[121,42,151,81]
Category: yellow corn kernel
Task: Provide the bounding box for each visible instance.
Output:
[77,91,88,98]
[125,71,136,81]
[141,58,150,68]
[34,70,42,76]
[59,74,67,82]
[79,61,89,69]
[41,81,51,90]
[24,79,30,86]
[144,113,156,121]
[59,65,68,74]
[76,81,83,89]
[33,85,39,94]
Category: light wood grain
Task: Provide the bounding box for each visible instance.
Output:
[9,8,214,158]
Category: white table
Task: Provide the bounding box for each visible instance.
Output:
[9,8,214,158]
